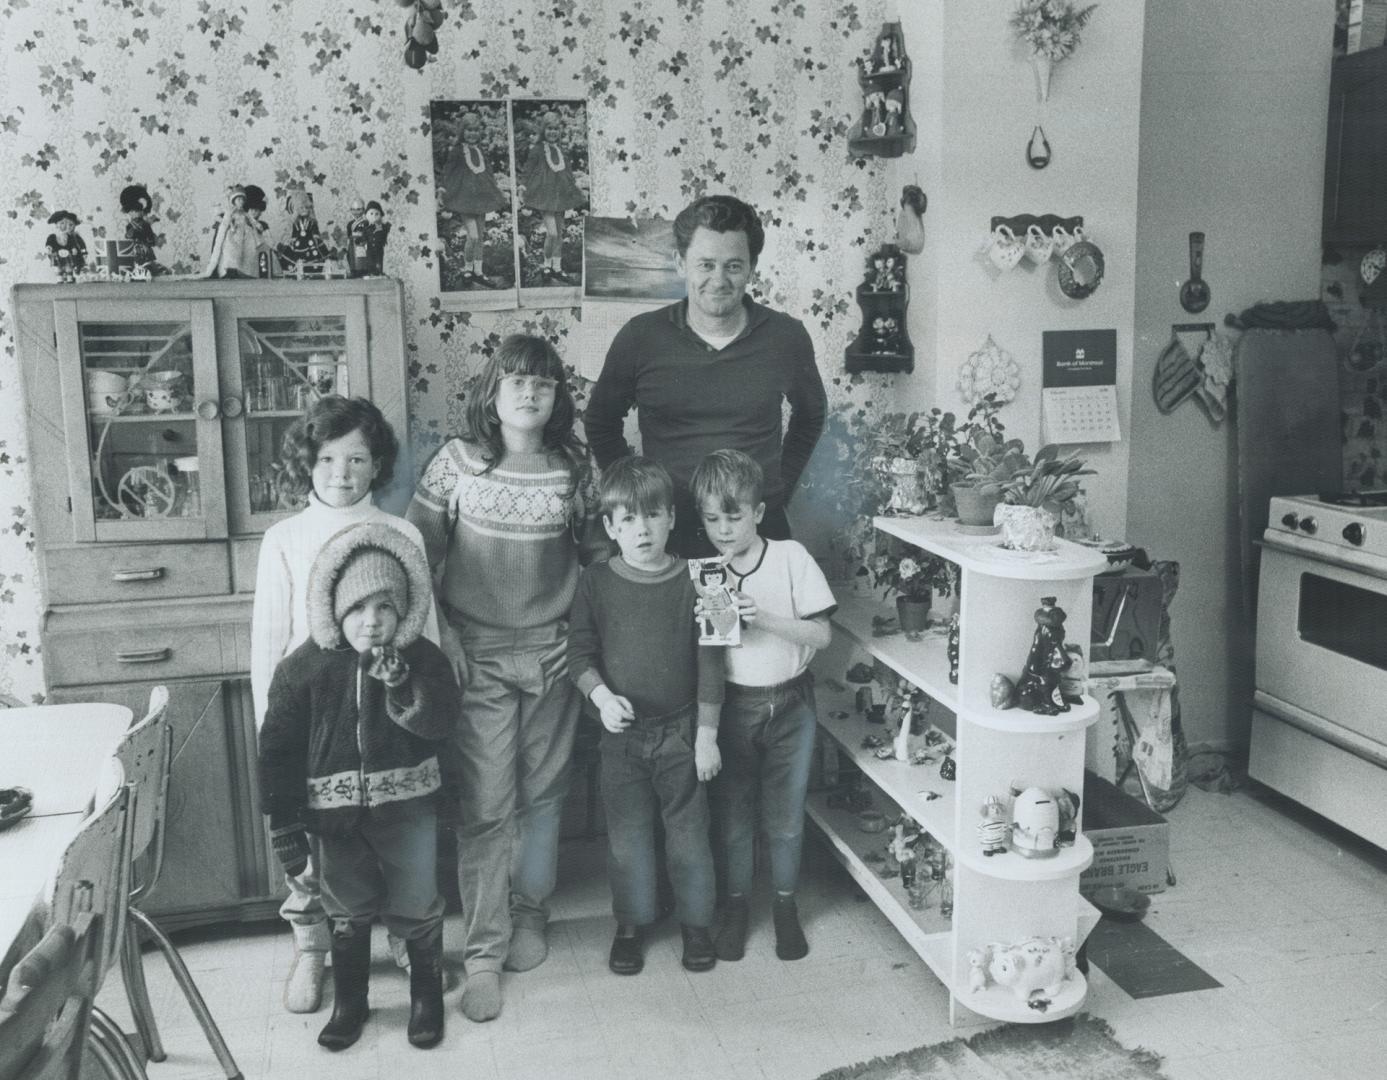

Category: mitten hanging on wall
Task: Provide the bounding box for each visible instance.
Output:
[400,0,446,69]
[897,185,927,255]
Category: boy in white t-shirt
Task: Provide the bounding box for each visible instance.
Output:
[690,450,836,962]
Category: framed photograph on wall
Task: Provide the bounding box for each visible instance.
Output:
[512,98,589,307]
[430,99,517,310]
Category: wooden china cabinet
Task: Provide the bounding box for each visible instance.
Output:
[12,277,410,929]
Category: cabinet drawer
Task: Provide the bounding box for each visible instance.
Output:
[45,620,250,686]
[44,543,231,605]
[230,537,262,594]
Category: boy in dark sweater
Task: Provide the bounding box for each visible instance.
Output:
[259,523,460,1052]
[568,457,725,975]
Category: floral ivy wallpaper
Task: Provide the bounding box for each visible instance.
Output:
[0,0,899,703]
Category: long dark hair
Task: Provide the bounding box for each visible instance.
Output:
[277,395,399,504]
[463,334,587,492]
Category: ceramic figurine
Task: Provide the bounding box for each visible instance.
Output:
[1055,788,1081,847]
[978,796,1008,856]
[277,189,330,275]
[892,691,913,763]
[939,754,956,781]
[871,28,900,73]
[1015,596,1072,715]
[989,673,1017,709]
[689,557,741,647]
[889,819,917,886]
[947,613,960,684]
[1060,643,1086,705]
[896,184,927,255]
[871,315,900,353]
[205,185,262,278]
[966,947,989,993]
[243,184,273,277]
[119,184,167,275]
[984,936,1074,1009]
[884,89,904,135]
[401,0,446,69]
[45,211,87,282]
[863,90,887,137]
[1008,786,1059,858]
[350,200,391,277]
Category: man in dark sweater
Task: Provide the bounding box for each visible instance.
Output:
[584,194,827,557]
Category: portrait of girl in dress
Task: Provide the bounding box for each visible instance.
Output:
[430,99,516,305]
[511,98,589,297]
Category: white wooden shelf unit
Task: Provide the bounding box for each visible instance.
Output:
[810,515,1106,1025]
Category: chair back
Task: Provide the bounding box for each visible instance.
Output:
[52,783,129,983]
[114,686,171,902]
[0,912,103,1080]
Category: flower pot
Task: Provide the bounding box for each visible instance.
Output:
[995,504,1058,551]
[951,483,1000,527]
[896,594,931,635]
[879,456,931,515]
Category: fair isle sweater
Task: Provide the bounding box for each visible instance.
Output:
[249,494,439,727]
[406,439,597,630]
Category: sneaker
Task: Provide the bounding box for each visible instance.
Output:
[608,924,644,976]
[680,925,716,973]
[283,949,326,1013]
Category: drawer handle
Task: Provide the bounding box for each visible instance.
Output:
[116,647,172,664]
[111,567,166,583]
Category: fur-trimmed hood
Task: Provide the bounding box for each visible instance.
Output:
[306,522,432,651]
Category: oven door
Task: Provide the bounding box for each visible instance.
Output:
[1255,539,1387,750]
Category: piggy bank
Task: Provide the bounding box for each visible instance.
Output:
[984,936,1073,1009]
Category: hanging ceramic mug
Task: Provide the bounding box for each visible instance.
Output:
[987,225,1024,271]
[1048,225,1072,258]
[1023,224,1053,264]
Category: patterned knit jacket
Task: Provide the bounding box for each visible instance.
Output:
[258,525,461,837]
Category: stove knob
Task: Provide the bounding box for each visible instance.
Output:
[1299,516,1318,535]
[1343,522,1365,546]
[1281,512,1300,529]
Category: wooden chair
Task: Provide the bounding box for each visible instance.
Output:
[0,913,104,1080]
[47,786,144,1080]
[112,687,242,1080]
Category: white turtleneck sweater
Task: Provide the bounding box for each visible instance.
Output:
[249,493,439,727]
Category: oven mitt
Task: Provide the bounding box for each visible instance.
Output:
[1195,333,1234,422]
[1153,335,1202,413]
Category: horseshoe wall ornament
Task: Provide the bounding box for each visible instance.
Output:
[1026,125,1052,169]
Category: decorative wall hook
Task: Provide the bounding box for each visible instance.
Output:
[989,213,1083,239]
[1026,125,1052,169]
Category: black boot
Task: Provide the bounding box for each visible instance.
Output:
[318,928,371,1051]
[772,894,809,961]
[715,896,749,962]
[405,934,444,1048]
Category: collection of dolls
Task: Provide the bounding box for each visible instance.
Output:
[43,183,392,281]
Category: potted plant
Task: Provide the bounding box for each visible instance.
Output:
[871,409,953,515]
[871,541,954,638]
[995,444,1095,550]
[944,395,1026,525]
[1009,0,1100,102]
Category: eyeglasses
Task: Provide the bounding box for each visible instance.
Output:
[502,375,558,395]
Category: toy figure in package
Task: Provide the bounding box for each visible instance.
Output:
[689,557,740,647]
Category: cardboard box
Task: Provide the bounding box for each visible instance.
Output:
[1080,771,1170,895]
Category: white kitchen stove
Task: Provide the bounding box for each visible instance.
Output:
[1265,491,1387,570]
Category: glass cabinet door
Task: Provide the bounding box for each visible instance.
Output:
[54,299,227,542]
[216,295,369,534]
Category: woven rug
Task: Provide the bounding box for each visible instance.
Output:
[814,1014,1168,1080]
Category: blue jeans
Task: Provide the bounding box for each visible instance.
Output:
[601,708,715,928]
[712,672,819,897]
[452,620,578,973]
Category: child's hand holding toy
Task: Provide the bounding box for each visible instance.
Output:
[367,645,410,688]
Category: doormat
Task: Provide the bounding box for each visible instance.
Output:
[814,1014,1168,1080]
[1087,917,1222,999]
